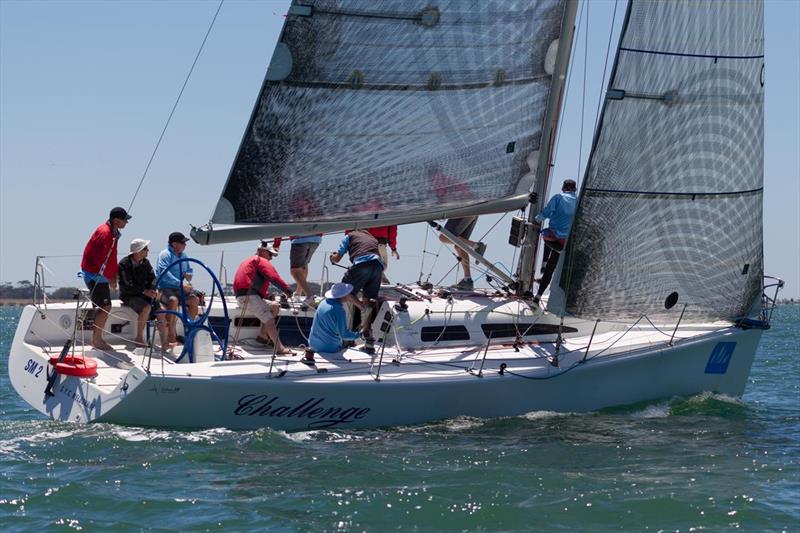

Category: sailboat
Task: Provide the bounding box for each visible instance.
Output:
[9,0,783,430]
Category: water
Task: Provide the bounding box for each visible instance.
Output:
[1,305,798,531]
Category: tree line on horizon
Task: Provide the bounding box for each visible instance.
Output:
[1,280,333,301]
[0,280,78,300]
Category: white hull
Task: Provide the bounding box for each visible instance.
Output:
[8,292,764,430]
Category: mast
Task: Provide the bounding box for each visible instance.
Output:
[516,0,579,296]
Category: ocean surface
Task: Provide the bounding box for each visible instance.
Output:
[1,304,797,532]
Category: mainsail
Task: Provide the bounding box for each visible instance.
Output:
[558,0,764,321]
[195,0,571,244]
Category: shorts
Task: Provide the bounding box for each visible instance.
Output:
[236,294,276,324]
[85,280,111,308]
[159,287,198,306]
[342,259,383,300]
[290,242,319,269]
[444,216,477,239]
[121,294,160,314]
[541,228,566,249]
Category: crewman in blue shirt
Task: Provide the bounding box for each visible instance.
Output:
[305,282,362,365]
[156,231,199,346]
[533,179,578,304]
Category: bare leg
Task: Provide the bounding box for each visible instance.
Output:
[455,246,472,279]
[263,302,291,353]
[92,304,113,350]
[342,293,364,311]
[378,244,390,283]
[439,234,474,279]
[360,297,379,335]
[156,316,168,349]
[134,304,151,345]
[291,265,311,297]
[166,297,179,345]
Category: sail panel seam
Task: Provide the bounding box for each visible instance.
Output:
[619,47,763,60]
[269,76,549,92]
[583,187,763,199]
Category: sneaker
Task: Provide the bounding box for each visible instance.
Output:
[474,242,487,257]
[454,278,474,291]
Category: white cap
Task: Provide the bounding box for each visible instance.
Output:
[129,238,150,254]
[259,240,279,256]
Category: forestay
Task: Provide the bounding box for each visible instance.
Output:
[198,0,568,243]
[558,0,764,322]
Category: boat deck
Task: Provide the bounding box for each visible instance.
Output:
[60,321,733,387]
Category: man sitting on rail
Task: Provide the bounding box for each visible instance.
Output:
[156,231,199,346]
[118,238,167,348]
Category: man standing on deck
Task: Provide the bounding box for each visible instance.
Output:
[233,241,294,354]
[532,179,578,305]
[81,206,130,350]
[438,217,487,291]
[273,234,322,304]
[330,229,384,350]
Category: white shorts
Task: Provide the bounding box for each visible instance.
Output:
[236,295,276,323]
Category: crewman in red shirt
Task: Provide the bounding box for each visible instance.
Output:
[233,241,294,354]
[367,225,400,284]
[80,206,131,350]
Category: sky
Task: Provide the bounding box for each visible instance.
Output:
[1,0,798,299]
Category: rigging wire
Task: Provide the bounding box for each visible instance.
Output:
[561,0,622,312]
[127,0,225,213]
[594,0,621,129]
[577,0,589,184]
[417,223,430,284]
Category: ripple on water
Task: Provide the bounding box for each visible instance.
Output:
[0,305,798,530]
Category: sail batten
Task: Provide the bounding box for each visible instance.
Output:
[558,0,764,322]
[205,0,569,238]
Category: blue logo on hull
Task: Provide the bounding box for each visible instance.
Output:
[705,342,736,374]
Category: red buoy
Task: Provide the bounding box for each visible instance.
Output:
[49,355,98,378]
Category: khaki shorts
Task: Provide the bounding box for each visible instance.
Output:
[236,294,277,324]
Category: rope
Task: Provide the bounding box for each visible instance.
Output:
[127,0,224,212]
[417,223,429,284]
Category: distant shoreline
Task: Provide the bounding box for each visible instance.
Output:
[0,299,73,306]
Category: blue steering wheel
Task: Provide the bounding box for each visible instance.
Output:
[154,257,229,363]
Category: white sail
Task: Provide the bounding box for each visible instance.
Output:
[195,0,572,244]
[558,0,764,321]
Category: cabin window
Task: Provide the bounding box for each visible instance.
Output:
[233,317,261,327]
[481,323,578,338]
[420,325,470,342]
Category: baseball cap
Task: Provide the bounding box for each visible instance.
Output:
[109,207,132,221]
[168,231,190,244]
[259,240,279,256]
